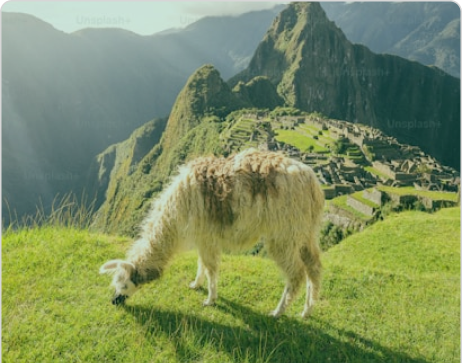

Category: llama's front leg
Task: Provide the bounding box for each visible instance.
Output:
[189,257,205,289]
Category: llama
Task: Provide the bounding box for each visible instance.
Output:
[100,148,324,318]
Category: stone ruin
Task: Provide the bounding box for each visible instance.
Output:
[225,112,460,201]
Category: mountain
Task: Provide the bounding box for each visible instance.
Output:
[231,2,460,170]
[232,76,284,109]
[160,65,249,151]
[91,65,247,235]
[2,13,178,225]
[149,5,286,80]
[321,2,460,77]
[3,3,459,225]
[1,8,282,224]
[90,65,459,236]
[87,117,168,210]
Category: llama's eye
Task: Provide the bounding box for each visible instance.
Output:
[122,284,128,290]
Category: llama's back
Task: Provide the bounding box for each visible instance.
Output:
[182,149,324,249]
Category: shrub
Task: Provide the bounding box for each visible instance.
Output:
[331,139,346,155]
[413,200,427,212]
[319,221,354,251]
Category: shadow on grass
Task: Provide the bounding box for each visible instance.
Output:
[123,298,428,363]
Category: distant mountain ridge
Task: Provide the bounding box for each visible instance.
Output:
[232,2,460,170]
[2,8,282,224]
[321,1,460,77]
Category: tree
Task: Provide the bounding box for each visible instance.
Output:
[331,138,346,155]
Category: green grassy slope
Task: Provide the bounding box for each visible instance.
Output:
[3,208,460,362]
[323,207,460,362]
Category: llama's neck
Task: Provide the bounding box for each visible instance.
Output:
[128,177,183,285]
[128,218,179,285]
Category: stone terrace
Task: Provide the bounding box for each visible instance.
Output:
[222,112,460,200]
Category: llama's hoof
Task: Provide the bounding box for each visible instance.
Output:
[269,310,282,318]
[301,306,313,318]
[189,282,199,289]
[202,299,215,307]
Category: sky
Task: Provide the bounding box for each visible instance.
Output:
[1,1,283,35]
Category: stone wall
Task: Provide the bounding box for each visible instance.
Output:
[347,196,375,216]
[323,187,336,199]
[334,184,355,195]
[389,194,418,207]
[327,205,371,229]
[417,197,457,210]
[363,188,382,206]
[372,161,395,179]
[325,211,355,229]
[394,172,417,182]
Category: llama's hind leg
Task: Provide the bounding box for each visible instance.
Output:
[300,244,322,318]
[197,248,220,306]
[268,243,305,317]
[189,257,205,289]
[271,264,305,317]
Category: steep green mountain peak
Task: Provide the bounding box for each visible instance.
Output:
[163,64,247,152]
[92,64,248,235]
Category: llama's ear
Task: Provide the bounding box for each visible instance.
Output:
[99,259,124,274]
[99,259,135,274]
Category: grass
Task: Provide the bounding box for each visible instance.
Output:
[378,186,458,202]
[274,129,329,153]
[365,166,390,180]
[323,207,460,362]
[3,208,460,362]
[298,124,336,146]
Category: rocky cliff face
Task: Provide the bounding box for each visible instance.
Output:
[232,2,460,169]
[86,117,167,210]
[232,76,284,110]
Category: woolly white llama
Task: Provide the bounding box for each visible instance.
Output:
[100,148,324,318]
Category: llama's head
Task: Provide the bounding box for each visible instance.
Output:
[99,260,140,305]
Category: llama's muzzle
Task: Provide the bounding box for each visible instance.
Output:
[112,294,128,305]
